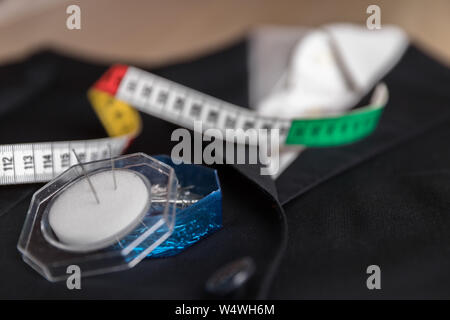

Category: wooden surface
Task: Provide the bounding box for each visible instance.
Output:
[0,0,449,66]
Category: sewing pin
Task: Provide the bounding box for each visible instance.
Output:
[108,144,117,190]
[72,149,100,204]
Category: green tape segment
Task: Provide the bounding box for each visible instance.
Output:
[285,104,384,146]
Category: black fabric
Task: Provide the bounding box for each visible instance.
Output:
[277,46,450,205]
[272,45,450,299]
[0,41,284,299]
[0,39,449,299]
[274,119,450,299]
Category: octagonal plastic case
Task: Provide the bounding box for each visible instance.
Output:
[17,153,178,282]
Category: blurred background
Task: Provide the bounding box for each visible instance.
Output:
[0,0,449,66]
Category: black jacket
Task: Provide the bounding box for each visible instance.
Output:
[1,39,450,299]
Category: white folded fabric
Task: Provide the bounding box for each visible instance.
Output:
[249,23,409,178]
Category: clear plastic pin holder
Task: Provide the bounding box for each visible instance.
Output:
[17,153,222,282]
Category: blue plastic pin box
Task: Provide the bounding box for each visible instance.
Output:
[144,155,222,257]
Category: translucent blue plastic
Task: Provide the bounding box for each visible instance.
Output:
[127,156,222,258]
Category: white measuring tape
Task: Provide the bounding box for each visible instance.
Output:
[0,64,388,185]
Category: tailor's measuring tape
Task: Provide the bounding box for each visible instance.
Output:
[0,64,388,186]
